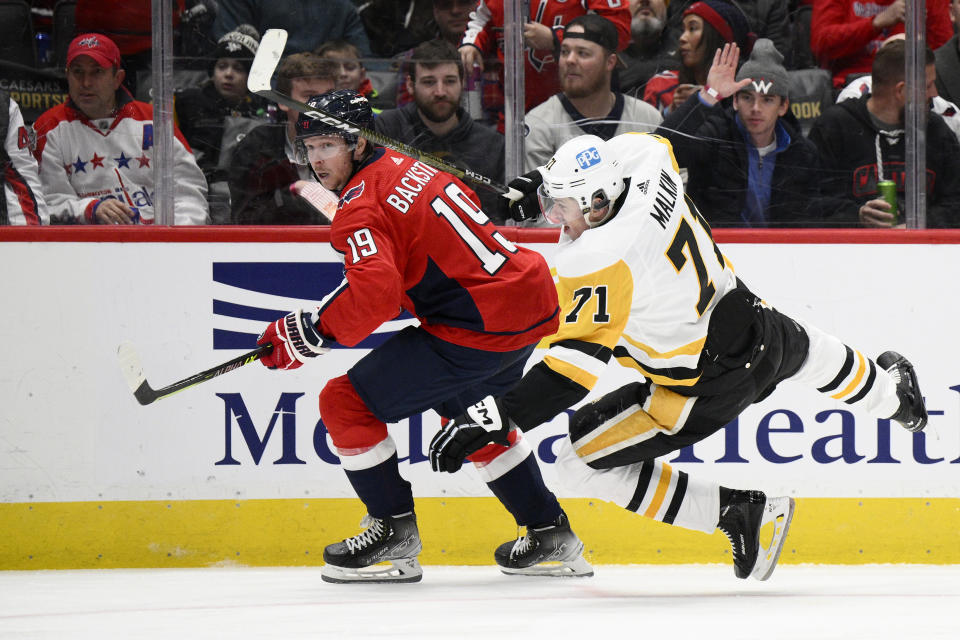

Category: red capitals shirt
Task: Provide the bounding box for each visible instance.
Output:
[315,147,559,352]
[462,0,631,113]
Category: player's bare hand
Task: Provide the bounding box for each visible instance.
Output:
[704,43,752,104]
[859,198,898,228]
[873,0,905,29]
[95,198,136,225]
[459,45,484,72]
[523,22,554,50]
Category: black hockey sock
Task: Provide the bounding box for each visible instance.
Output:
[343,453,415,519]
[486,453,562,527]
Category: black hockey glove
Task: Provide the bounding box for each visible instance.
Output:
[504,169,543,223]
[429,396,513,473]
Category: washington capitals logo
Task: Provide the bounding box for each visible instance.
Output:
[338,180,365,208]
[752,79,774,94]
[78,36,101,49]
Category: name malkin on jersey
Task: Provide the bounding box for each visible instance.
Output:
[650,169,679,230]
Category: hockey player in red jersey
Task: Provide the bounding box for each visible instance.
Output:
[256,89,592,583]
[460,0,631,118]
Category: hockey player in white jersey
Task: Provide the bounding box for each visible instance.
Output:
[430,132,928,581]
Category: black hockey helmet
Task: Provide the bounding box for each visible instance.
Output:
[295,89,374,149]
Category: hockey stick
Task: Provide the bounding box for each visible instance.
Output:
[248,29,522,201]
[117,341,272,406]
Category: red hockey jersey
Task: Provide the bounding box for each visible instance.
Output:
[462,0,631,113]
[315,147,559,352]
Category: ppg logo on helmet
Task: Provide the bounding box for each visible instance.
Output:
[575,147,602,170]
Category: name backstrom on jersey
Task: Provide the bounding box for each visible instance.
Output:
[212,390,959,467]
[385,161,440,213]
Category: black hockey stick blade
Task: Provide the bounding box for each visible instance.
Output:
[248,29,523,201]
[117,342,272,406]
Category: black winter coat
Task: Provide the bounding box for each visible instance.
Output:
[227,123,331,225]
[375,103,509,223]
[174,82,268,183]
[935,35,960,107]
[656,93,825,227]
[808,95,960,227]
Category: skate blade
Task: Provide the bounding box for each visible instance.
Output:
[751,496,795,581]
[500,554,594,578]
[321,557,423,584]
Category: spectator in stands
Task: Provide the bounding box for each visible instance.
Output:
[811,0,953,89]
[656,40,824,226]
[644,0,754,114]
[315,40,382,111]
[33,34,208,225]
[74,0,187,98]
[837,34,960,143]
[2,89,48,225]
[460,0,631,128]
[619,0,681,99]
[175,25,269,223]
[433,0,475,46]
[356,0,438,58]
[212,0,371,57]
[935,0,960,106]
[394,0,478,108]
[525,15,662,173]
[665,0,790,61]
[376,39,508,223]
[227,53,337,224]
[808,40,960,228]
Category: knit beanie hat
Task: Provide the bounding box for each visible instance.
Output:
[735,38,790,97]
[683,0,754,55]
[212,24,260,70]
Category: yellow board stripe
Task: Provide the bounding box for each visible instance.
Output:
[543,354,599,391]
[832,351,866,400]
[642,464,673,518]
[1,498,959,569]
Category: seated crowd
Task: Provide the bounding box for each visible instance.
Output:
[2,0,959,228]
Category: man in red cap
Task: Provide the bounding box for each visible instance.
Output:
[32,33,209,225]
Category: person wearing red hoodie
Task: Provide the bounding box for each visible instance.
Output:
[811,0,953,89]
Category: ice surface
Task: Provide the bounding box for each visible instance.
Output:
[1,564,957,639]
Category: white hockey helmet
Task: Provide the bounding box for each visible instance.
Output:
[537,135,624,227]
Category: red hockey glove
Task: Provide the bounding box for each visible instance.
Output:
[257,309,330,370]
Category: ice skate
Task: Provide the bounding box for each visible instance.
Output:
[321,511,423,584]
[877,351,928,432]
[494,512,593,577]
[717,490,795,581]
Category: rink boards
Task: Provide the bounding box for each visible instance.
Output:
[0,227,958,569]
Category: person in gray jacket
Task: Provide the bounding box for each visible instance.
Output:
[375,39,509,223]
[523,14,662,173]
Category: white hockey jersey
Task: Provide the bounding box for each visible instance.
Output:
[32,94,208,224]
[3,94,48,225]
[543,132,738,390]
